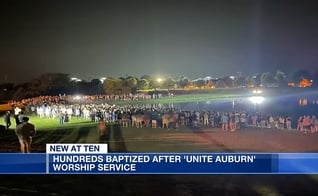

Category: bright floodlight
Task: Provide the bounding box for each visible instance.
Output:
[73,95,81,100]
[249,96,265,104]
[70,77,81,82]
[253,89,262,94]
[157,78,162,83]
[99,77,107,83]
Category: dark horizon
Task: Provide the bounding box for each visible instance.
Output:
[1,0,318,84]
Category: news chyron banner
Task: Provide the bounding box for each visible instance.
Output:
[44,144,318,174]
[1,143,318,174]
[46,144,272,174]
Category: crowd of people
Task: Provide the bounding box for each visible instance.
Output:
[3,94,316,133]
[2,94,318,153]
[7,93,152,109]
[297,115,318,134]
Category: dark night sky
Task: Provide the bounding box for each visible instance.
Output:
[1,0,318,84]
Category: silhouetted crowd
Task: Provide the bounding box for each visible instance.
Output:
[4,95,318,133]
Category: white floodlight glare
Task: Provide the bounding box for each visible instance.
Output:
[70,77,81,82]
[253,89,262,94]
[100,77,107,83]
[73,95,81,100]
[249,96,265,104]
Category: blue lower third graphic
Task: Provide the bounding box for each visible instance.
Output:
[0,153,46,174]
[0,153,318,174]
[47,153,274,174]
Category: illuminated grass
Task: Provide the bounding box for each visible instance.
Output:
[0,115,95,131]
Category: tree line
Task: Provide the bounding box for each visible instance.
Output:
[0,69,317,101]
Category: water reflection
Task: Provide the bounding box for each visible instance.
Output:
[299,98,307,106]
[133,94,318,125]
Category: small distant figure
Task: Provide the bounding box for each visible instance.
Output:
[14,106,22,126]
[64,112,69,123]
[4,111,11,130]
[15,117,36,153]
[59,112,65,125]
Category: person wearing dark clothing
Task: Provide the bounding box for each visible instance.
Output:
[15,116,36,153]
[4,111,11,130]
[14,114,20,126]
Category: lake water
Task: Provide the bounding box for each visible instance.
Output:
[159,90,318,128]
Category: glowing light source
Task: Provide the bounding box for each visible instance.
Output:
[249,96,265,104]
[73,95,81,100]
[253,89,262,94]
[70,77,82,82]
[99,77,107,83]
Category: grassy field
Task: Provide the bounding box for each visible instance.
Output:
[1,115,318,195]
